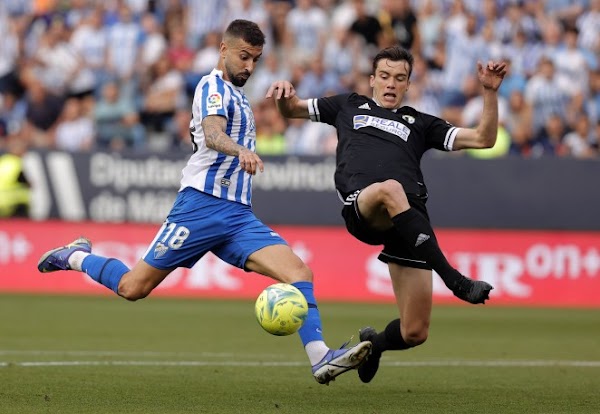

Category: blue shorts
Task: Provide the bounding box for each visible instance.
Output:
[143,187,286,270]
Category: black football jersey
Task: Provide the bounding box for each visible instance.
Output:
[308,93,460,199]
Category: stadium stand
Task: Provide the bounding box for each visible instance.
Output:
[0,0,598,158]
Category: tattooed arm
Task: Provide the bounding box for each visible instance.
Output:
[201,115,264,175]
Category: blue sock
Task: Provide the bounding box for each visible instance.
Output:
[292,281,324,346]
[81,255,129,294]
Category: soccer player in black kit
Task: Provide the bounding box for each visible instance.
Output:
[266,46,507,383]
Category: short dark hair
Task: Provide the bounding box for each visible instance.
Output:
[372,46,414,78]
[224,19,266,47]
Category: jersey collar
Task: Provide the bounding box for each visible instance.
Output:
[211,68,244,91]
[371,97,400,113]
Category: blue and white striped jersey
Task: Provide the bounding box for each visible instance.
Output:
[180,69,256,206]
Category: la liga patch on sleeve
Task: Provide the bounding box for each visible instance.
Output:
[207,93,223,110]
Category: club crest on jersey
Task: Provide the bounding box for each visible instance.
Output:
[353,115,411,142]
[402,115,415,124]
[154,242,168,259]
[221,178,231,187]
[207,93,223,110]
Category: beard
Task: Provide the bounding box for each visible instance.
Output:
[227,68,250,87]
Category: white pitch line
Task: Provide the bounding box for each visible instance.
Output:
[0,361,304,367]
[1,360,600,368]
[0,350,238,358]
[385,360,600,367]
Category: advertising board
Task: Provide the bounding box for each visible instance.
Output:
[2,220,598,307]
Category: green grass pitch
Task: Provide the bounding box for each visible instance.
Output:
[1,294,599,414]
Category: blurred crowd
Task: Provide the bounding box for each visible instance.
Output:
[0,0,599,159]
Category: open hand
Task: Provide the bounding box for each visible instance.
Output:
[478,61,508,91]
[239,147,264,175]
[265,80,296,100]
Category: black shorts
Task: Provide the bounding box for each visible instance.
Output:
[341,189,432,270]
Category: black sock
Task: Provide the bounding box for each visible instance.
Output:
[372,319,411,353]
[391,208,463,289]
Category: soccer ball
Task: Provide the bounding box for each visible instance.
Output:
[255,283,308,336]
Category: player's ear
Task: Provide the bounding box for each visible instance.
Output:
[369,75,375,88]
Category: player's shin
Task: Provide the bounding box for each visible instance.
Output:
[292,281,328,364]
[391,209,463,288]
[81,255,129,294]
[391,209,493,304]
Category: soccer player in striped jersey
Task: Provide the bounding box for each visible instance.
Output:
[267,46,506,383]
[37,19,371,386]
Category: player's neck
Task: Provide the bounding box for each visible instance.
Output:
[371,97,400,112]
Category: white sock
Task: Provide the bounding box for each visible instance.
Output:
[68,251,90,271]
[305,340,329,365]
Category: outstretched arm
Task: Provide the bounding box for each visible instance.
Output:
[453,61,507,150]
[201,115,264,175]
[265,80,310,119]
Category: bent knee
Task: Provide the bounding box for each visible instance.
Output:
[287,263,313,284]
[371,180,408,206]
[377,179,405,196]
[402,327,429,347]
[117,281,152,301]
